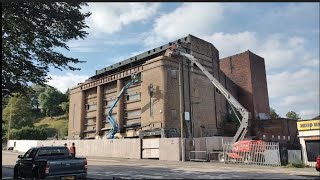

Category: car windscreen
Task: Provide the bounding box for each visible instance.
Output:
[38,148,70,156]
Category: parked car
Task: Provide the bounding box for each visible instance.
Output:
[316,155,320,171]
[14,146,87,179]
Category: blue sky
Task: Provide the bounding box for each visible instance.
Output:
[47,3,320,119]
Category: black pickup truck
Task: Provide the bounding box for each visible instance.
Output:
[14,146,87,179]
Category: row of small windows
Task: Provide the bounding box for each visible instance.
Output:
[262,134,291,140]
[86,93,141,111]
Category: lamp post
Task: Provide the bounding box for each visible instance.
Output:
[179,62,185,161]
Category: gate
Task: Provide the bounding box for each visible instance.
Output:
[222,141,281,166]
[142,138,160,159]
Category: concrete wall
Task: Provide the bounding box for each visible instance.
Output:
[7,140,38,153]
[8,139,141,159]
[159,138,181,161]
[7,138,183,161]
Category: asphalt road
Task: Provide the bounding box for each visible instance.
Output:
[2,151,320,179]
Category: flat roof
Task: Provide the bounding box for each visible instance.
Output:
[91,35,191,79]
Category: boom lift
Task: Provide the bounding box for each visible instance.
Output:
[105,74,141,139]
[166,44,249,144]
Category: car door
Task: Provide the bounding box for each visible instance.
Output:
[19,149,32,177]
[20,148,38,178]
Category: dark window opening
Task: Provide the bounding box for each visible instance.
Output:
[305,140,320,162]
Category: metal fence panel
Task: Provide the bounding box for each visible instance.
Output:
[222,141,281,166]
[288,150,302,163]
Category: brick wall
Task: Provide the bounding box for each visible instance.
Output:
[220,50,270,136]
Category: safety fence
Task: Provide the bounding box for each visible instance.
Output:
[222,141,281,166]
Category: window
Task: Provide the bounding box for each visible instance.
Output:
[171,109,177,121]
[305,140,320,161]
[28,149,38,158]
[23,149,32,159]
[288,136,290,140]
[86,102,97,111]
[272,135,274,139]
[263,135,266,139]
[278,135,280,140]
[126,93,141,102]
[283,136,286,140]
[126,109,141,119]
[106,99,116,107]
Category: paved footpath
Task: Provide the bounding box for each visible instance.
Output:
[2,151,320,179]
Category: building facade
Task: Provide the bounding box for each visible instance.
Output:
[68,35,270,140]
[297,119,320,167]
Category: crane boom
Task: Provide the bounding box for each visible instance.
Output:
[167,44,249,143]
[105,74,140,139]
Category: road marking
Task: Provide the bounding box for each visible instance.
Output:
[87,159,120,163]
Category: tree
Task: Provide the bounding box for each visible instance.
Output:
[29,84,47,110]
[286,111,301,120]
[2,3,91,97]
[38,87,66,117]
[2,94,34,129]
[270,107,280,119]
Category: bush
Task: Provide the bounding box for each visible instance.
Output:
[11,127,49,140]
[285,160,307,168]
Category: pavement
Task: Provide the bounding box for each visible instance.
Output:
[2,151,320,179]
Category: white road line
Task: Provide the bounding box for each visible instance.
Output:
[2,177,12,179]
[87,159,120,162]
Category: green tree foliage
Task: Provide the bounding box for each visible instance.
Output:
[2,3,91,97]
[2,95,10,110]
[38,87,67,117]
[59,101,69,116]
[2,94,34,129]
[270,107,280,119]
[10,127,48,140]
[286,111,301,120]
[29,84,47,110]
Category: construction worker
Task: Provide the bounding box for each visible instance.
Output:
[70,142,76,158]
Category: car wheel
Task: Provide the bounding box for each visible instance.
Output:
[14,166,20,179]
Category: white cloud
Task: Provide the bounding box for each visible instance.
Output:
[202,31,258,58]
[84,3,160,35]
[144,3,224,47]
[299,109,319,120]
[267,68,319,98]
[47,73,89,93]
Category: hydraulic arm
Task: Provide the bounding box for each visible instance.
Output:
[105,74,140,139]
[167,44,249,143]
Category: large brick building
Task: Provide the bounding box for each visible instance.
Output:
[68,35,271,140]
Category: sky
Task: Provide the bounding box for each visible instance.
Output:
[47,3,320,120]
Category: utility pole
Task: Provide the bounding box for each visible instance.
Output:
[179,61,185,161]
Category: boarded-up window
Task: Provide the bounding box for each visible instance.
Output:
[106,99,116,107]
[104,114,117,123]
[86,102,97,110]
[126,93,141,102]
[125,109,141,119]
[103,83,117,94]
[171,109,177,121]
